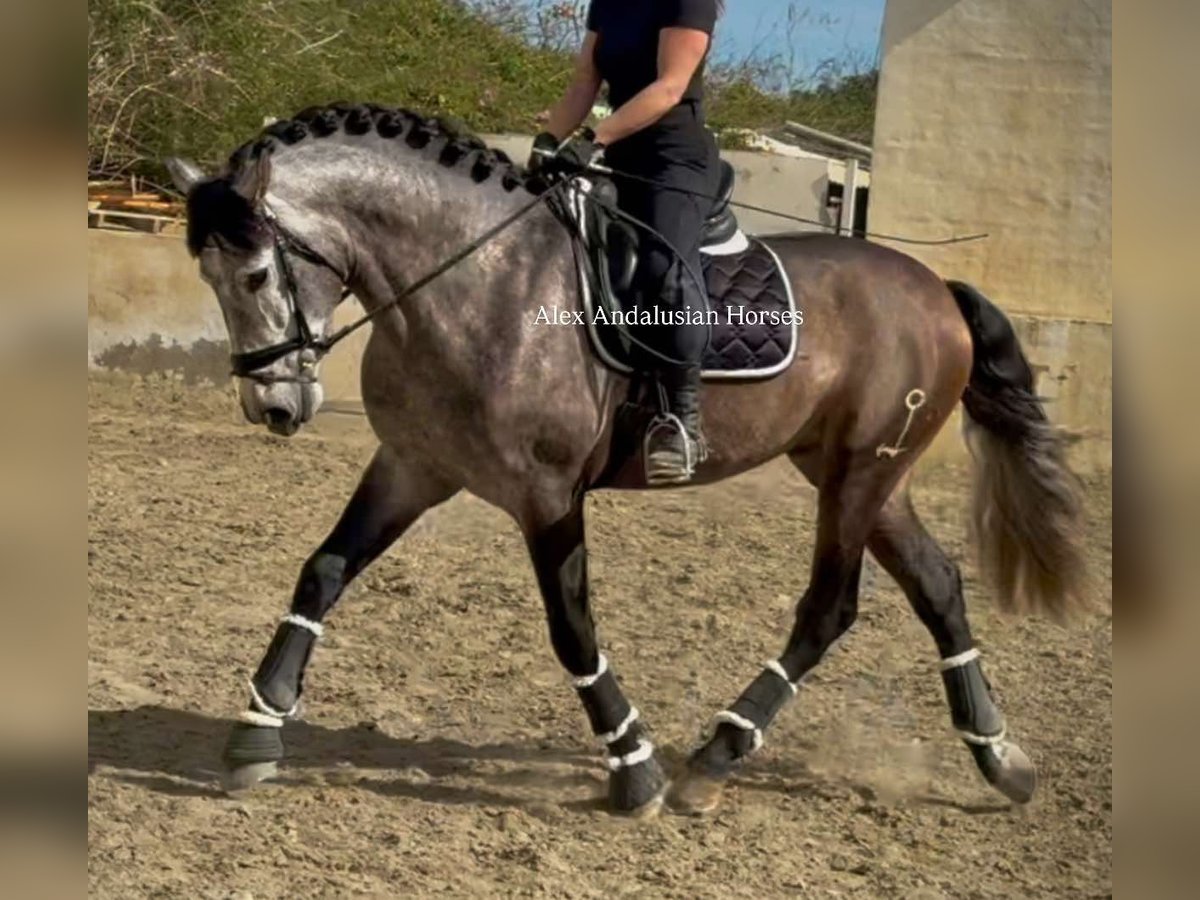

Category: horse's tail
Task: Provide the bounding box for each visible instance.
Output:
[947,280,1088,620]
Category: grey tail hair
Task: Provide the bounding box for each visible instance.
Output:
[947,280,1089,621]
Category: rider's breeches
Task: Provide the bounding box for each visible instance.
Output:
[609,110,719,373]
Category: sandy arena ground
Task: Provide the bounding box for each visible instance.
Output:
[88,373,1111,897]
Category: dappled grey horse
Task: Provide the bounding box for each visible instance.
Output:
[168,104,1086,817]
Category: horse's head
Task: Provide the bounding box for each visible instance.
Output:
[167,154,346,436]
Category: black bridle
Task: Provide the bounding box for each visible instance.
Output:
[228,206,348,384]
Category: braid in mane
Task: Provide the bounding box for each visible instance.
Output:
[226,103,533,193]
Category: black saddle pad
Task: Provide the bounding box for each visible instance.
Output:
[694,242,798,376]
[563,183,800,381]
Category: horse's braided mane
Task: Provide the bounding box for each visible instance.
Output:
[186,103,539,255]
[232,102,532,193]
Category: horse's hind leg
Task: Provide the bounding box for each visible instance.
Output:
[222,446,458,790]
[670,450,898,815]
[868,490,1036,803]
[521,496,667,817]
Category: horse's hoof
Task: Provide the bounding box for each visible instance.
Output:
[608,754,667,817]
[221,721,283,792]
[666,770,725,816]
[623,788,666,820]
[971,739,1037,804]
[221,760,279,793]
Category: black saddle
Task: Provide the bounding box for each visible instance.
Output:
[599,160,740,295]
[560,161,800,381]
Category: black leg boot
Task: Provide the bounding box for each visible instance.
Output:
[644,365,706,485]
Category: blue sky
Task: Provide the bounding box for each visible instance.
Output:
[713,0,885,83]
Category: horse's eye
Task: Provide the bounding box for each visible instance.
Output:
[243,268,269,292]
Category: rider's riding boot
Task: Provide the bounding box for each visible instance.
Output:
[645,365,707,485]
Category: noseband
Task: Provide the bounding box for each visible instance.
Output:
[229,206,347,385]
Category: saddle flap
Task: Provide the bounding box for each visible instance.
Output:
[605,221,638,294]
[578,178,639,297]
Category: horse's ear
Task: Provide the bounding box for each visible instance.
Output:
[231,151,272,207]
[165,157,206,195]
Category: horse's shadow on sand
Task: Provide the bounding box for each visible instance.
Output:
[88,706,1011,817]
[88,705,611,812]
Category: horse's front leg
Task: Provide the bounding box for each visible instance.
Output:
[222,445,458,789]
[522,497,667,817]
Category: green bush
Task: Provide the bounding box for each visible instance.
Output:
[88,0,875,183]
[89,0,573,180]
[709,72,877,146]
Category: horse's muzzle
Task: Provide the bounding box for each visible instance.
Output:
[239,375,322,436]
[263,407,301,436]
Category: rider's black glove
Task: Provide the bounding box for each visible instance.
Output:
[548,127,605,176]
[526,131,560,174]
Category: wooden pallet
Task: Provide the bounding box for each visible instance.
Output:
[88,204,183,235]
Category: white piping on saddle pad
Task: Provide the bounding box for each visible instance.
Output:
[699,230,750,256]
[566,181,798,381]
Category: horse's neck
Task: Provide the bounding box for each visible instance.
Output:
[348,178,567,333]
[273,147,572,364]
[314,162,536,304]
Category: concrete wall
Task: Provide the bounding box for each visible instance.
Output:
[87,228,374,401]
[88,229,229,384]
[870,0,1112,470]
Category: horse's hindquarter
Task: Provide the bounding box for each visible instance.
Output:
[772,234,970,456]
[648,234,972,486]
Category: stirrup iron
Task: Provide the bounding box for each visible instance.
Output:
[644,412,700,485]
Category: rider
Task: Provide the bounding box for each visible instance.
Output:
[529,0,721,485]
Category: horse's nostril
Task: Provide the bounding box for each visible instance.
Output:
[263,407,298,435]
